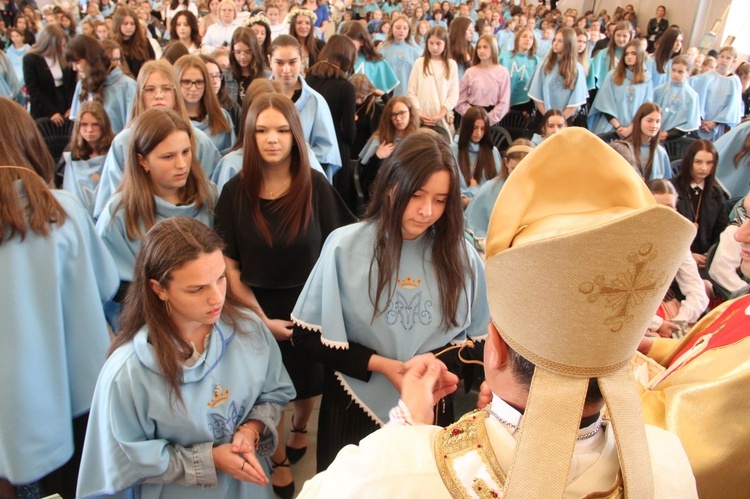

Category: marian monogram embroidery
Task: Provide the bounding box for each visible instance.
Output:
[207,400,246,439]
[510,61,528,84]
[385,291,433,330]
[579,243,666,332]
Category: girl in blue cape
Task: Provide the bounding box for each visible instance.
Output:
[714,120,750,198]
[175,55,236,154]
[93,60,221,219]
[464,139,533,253]
[292,130,490,472]
[628,102,671,181]
[589,20,632,89]
[96,109,217,329]
[530,108,566,146]
[689,45,743,142]
[66,34,138,136]
[269,35,343,181]
[62,101,116,217]
[645,27,683,90]
[0,49,23,103]
[215,93,355,497]
[342,21,399,94]
[588,40,653,137]
[357,96,421,206]
[0,97,118,499]
[5,29,30,86]
[526,27,589,120]
[494,17,517,53]
[654,55,700,140]
[377,15,422,96]
[77,217,295,498]
[574,27,594,91]
[498,27,539,111]
[450,106,501,203]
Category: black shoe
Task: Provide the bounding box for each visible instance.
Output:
[286,416,308,464]
[271,457,295,499]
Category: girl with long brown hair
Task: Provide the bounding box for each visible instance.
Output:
[646,26,683,88]
[214,93,354,497]
[342,20,398,94]
[112,7,155,77]
[96,108,216,325]
[627,102,670,181]
[451,106,501,204]
[446,15,474,80]
[170,10,202,54]
[66,34,137,134]
[588,39,652,137]
[406,26,457,138]
[175,54,235,153]
[78,216,295,498]
[292,130,489,472]
[288,9,324,74]
[357,95,419,206]
[0,97,118,499]
[456,34,510,126]
[499,27,539,112]
[93,60,222,218]
[590,20,631,88]
[526,27,588,119]
[62,101,115,216]
[226,27,268,105]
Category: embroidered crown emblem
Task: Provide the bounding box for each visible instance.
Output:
[207,386,230,408]
[397,275,422,289]
[579,243,666,332]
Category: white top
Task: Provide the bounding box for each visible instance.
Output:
[44,56,63,87]
[166,2,198,21]
[201,21,239,53]
[709,224,747,293]
[407,57,459,118]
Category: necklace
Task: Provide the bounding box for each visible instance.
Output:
[263,178,290,199]
[483,408,603,441]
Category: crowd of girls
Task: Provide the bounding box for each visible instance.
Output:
[1,3,748,498]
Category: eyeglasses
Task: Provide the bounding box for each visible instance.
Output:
[731,204,749,226]
[391,110,409,119]
[180,79,206,89]
[208,72,223,81]
[142,85,175,96]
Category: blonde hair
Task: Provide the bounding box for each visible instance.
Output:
[130,59,191,124]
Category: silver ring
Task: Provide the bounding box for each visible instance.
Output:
[241,460,247,470]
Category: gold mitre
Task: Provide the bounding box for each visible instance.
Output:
[484,128,695,498]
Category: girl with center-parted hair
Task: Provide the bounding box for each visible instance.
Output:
[66,34,137,135]
[450,106,502,203]
[62,101,115,216]
[377,14,421,97]
[406,26,458,138]
[175,54,236,154]
[288,9,324,74]
[214,93,355,498]
[673,139,729,269]
[455,34,510,126]
[112,7,155,78]
[22,24,77,125]
[211,78,326,191]
[170,10,203,54]
[498,27,539,112]
[0,96,117,499]
[626,101,670,181]
[588,39,653,137]
[357,95,420,207]
[77,216,295,498]
[269,35,342,179]
[590,20,631,89]
[96,108,217,327]
[93,59,221,218]
[292,130,490,472]
[225,27,270,105]
[526,27,589,121]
